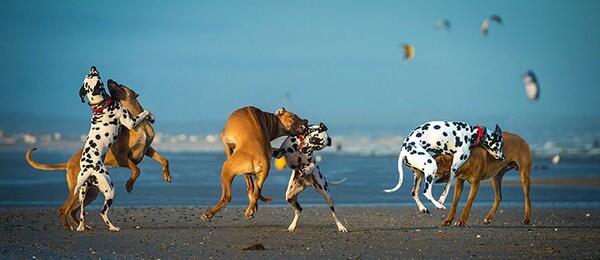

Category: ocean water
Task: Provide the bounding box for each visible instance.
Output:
[1,149,600,210]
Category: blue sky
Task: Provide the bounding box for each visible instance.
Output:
[1,1,599,138]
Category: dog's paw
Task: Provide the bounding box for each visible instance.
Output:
[522,219,530,225]
[441,220,452,226]
[76,224,86,232]
[200,213,213,221]
[338,226,348,232]
[454,221,466,227]
[436,205,447,210]
[163,170,172,183]
[126,179,135,193]
[484,217,492,224]
[420,208,431,214]
[244,211,255,220]
[109,226,121,232]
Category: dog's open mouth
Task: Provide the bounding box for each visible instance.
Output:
[295,125,306,135]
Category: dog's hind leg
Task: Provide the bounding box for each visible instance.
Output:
[125,159,141,193]
[410,170,429,213]
[421,163,446,210]
[455,178,481,226]
[442,178,465,226]
[67,187,98,230]
[201,158,238,220]
[76,183,89,232]
[313,179,348,232]
[519,162,532,225]
[97,173,120,231]
[59,193,79,230]
[285,170,308,232]
[484,173,505,224]
[145,146,171,183]
[246,159,270,219]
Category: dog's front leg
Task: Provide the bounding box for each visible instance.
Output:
[120,108,150,130]
[286,170,307,232]
[484,173,505,224]
[145,146,171,183]
[442,179,464,226]
[455,179,480,226]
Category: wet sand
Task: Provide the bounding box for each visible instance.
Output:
[1,206,599,259]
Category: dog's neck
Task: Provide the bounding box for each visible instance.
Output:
[471,125,485,148]
[90,96,113,114]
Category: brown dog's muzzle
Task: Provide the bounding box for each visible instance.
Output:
[291,119,309,135]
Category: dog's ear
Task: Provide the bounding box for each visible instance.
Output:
[494,124,502,139]
[274,107,286,117]
[79,84,86,103]
[319,122,328,131]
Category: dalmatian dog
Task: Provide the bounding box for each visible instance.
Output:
[273,123,348,232]
[384,121,504,213]
[73,66,152,231]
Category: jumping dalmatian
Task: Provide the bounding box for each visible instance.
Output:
[384,121,504,213]
[273,123,348,232]
[73,66,152,231]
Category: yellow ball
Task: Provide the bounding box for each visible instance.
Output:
[274,157,287,171]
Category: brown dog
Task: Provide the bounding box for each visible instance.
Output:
[25,79,171,230]
[201,106,307,220]
[434,131,532,226]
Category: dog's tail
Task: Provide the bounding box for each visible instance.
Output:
[327,177,347,185]
[25,148,67,171]
[384,152,404,193]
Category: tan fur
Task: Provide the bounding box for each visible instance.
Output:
[201,106,307,220]
[434,132,532,226]
[25,81,171,230]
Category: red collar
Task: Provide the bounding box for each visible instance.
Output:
[473,125,483,147]
[90,97,113,114]
[297,134,305,151]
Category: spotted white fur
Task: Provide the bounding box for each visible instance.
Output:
[73,66,150,231]
[385,121,504,213]
[273,123,348,232]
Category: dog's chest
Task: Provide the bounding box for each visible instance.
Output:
[86,103,122,151]
[281,139,312,169]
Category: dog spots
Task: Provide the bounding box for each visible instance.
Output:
[455,136,464,147]
[434,125,441,130]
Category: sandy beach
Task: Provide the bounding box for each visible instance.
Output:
[1,206,599,259]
